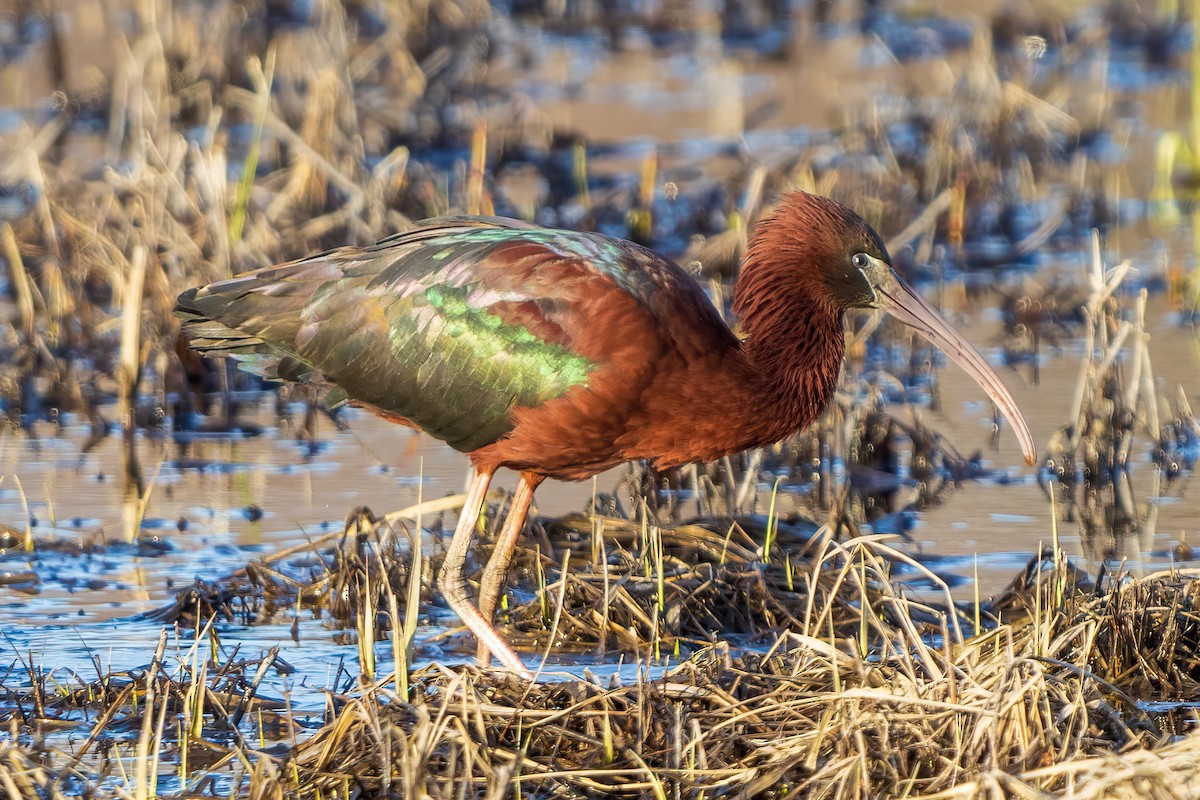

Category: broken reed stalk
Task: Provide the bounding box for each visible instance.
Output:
[1139,293,1161,435]
[572,140,591,209]
[1,223,36,342]
[132,630,167,800]
[733,448,763,512]
[14,474,33,552]
[357,551,376,685]
[398,464,425,698]
[381,543,406,699]
[627,148,657,241]
[229,46,277,248]
[1192,0,1200,160]
[118,246,149,436]
[226,85,365,214]
[467,117,488,216]
[1067,232,1134,450]
[376,510,415,695]
[118,246,149,540]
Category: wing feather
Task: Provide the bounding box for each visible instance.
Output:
[176,216,734,452]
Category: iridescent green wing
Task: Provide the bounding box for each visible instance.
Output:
[177,217,689,452]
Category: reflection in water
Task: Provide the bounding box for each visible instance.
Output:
[122,431,143,543]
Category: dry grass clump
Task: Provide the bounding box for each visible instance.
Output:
[1,628,290,739]
[273,557,1198,799]
[0,626,293,799]
[0,742,63,800]
[146,508,419,630]
[137,499,953,665]
[1035,238,1189,561]
[135,526,1200,797]
[6,519,1200,798]
[491,518,970,662]
[1056,569,1200,702]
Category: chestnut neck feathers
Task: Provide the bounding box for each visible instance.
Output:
[728,193,854,442]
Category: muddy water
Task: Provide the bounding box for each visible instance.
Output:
[4,3,1200,700]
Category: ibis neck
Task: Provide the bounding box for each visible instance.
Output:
[736,291,845,443]
[631,283,846,473]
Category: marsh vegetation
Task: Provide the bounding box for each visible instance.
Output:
[3,0,1200,796]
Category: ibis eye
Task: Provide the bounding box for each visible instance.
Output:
[851,253,870,269]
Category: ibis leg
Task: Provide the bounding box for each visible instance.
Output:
[476,471,544,666]
[437,469,531,678]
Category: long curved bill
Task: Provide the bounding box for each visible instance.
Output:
[868,263,1037,466]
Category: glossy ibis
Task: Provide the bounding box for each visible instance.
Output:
[176,191,1036,677]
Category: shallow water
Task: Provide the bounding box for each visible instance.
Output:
[3,0,1200,717]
